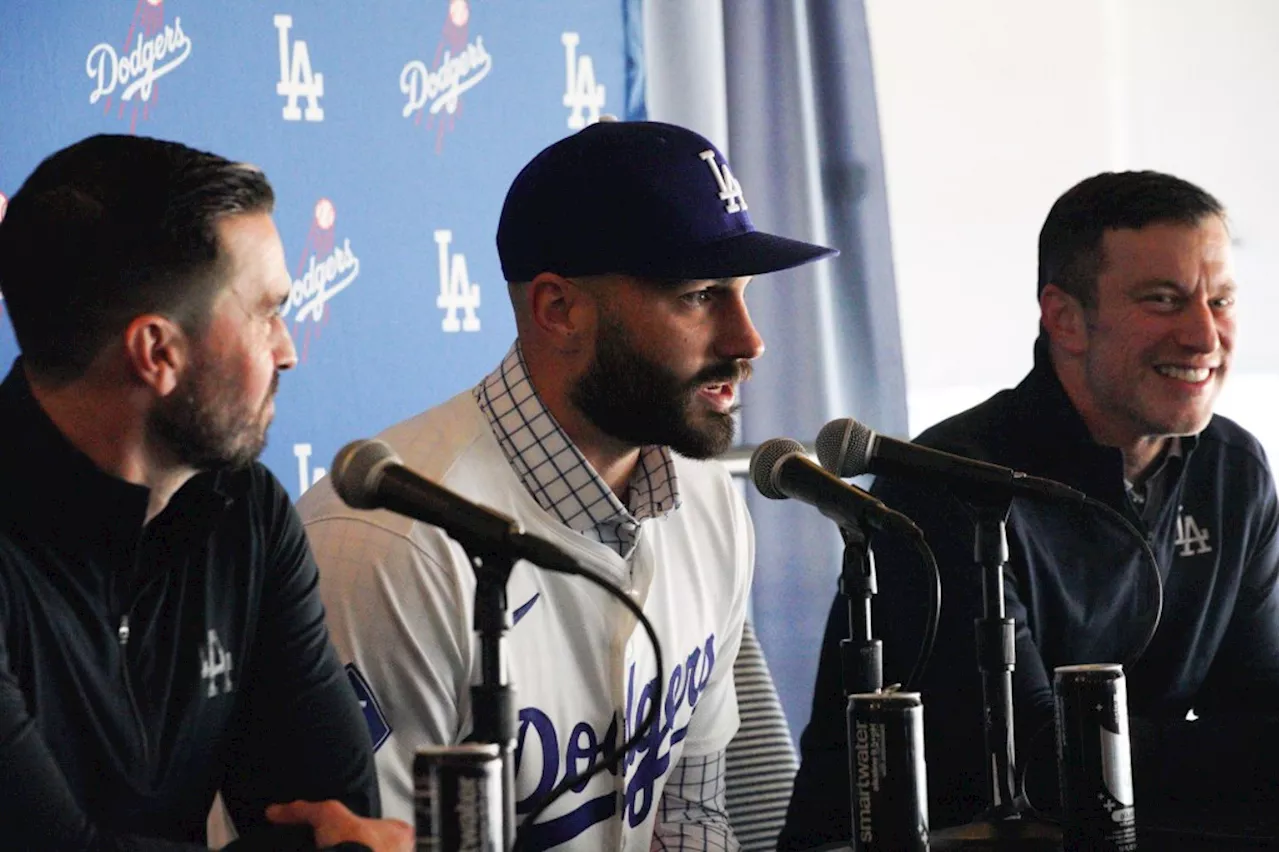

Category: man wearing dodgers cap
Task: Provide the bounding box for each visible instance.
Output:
[301,119,835,849]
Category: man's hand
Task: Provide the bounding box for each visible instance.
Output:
[265,800,412,851]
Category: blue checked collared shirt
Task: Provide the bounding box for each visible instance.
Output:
[475,342,680,559]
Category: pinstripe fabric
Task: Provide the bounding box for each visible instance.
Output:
[724,619,798,851]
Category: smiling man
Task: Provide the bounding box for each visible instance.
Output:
[783,171,1279,847]
[300,119,836,849]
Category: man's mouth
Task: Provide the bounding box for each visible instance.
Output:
[697,382,737,412]
[1154,364,1215,384]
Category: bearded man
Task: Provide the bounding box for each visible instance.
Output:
[0,134,410,850]
[300,119,836,850]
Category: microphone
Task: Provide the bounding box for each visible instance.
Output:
[331,439,578,572]
[749,438,921,537]
[815,417,1085,503]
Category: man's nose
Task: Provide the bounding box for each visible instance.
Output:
[274,314,299,371]
[1176,298,1220,354]
[716,294,766,362]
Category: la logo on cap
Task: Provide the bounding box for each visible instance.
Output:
[699,150,748,213]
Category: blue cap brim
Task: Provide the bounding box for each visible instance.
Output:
[615,230,839,280]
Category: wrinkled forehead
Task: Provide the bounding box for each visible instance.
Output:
[1099,215,1233,281]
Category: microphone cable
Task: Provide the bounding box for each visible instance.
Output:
[903,532,942,692]
[1080,495,1165,669]
[1013,493,1164,818]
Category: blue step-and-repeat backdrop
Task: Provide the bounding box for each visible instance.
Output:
[0,0,631,498]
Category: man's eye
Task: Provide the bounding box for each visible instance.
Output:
[682,289,714,305]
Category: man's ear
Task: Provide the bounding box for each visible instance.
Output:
[1040,283,1089,356]
[122,314,190,397]
[528,272,594,353]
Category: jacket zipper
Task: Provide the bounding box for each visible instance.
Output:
[117,612,152,769]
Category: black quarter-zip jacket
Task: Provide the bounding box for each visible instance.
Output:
[0,363,379,850]
[781,340,1279,848]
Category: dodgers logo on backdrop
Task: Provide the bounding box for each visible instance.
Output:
[274,14,324,121]
[699,150,748,213]
[84,0,193,133]
[434,229,480,332]
[287,198,361,363]
[399,0,493,152]
[561,33,606,129]
[512,634,717,847]
[293,442,327,497]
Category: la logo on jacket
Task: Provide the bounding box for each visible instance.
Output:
[1174,510,1212,557]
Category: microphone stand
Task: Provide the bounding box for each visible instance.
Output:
[466,549,517,851]
[839,525,882,695]
[931,496,1058,850]
[839,523,887,846]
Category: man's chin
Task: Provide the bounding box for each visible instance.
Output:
[220,429,269,471]
[1140,412,1212,441]
[668,414,736,460]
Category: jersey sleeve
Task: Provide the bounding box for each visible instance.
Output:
[305,511,477,824]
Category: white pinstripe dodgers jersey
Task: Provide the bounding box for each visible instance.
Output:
[299,390,753,850]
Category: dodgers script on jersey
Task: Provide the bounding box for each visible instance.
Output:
[299,392,753,850]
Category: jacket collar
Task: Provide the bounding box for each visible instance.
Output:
[1012,338,1197,514]
[0,360,230,542]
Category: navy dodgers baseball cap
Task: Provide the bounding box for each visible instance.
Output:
[496,120,838,281]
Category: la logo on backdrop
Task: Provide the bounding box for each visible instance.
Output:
[84,0,193,133]
[400,0,493,152]
[274,13,324,122]
[293,442,326,497]
[561,33,605,129]
[434,229,481,333]
[286,198,360,364]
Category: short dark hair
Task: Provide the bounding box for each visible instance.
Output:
[1037,170,1225,310]
[0,134,274,384]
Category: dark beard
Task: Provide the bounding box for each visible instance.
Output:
[570,313,749,459]
[149,357,275,471]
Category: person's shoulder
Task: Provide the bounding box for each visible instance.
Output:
[912,386,1022,461]
[1197,414,1274,479]
[379,390,492,481]
[296,390,494,532]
